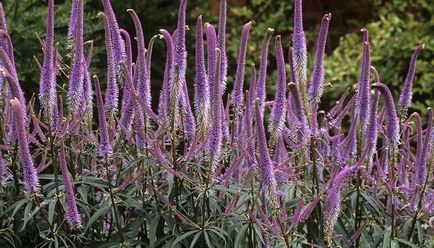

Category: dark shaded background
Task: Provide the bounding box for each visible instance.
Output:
[2,0,433,115]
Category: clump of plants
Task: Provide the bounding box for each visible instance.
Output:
[0,0,432,247]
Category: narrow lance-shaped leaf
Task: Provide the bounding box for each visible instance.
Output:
[231,21,252,112]
[269,35,287,145]
[39,0,57,126]
[255,28,274,114]
[98,12,118,117]
[194,15,210,137]
[399,43,425,113]
[308,13,331,104]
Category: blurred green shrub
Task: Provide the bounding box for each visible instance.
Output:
[323,0,433,116]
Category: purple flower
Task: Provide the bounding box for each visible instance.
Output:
[269,35,287,144]
[355,29,371,131]
[208,48,223,164]
[399,44,425,112]
[413,108,433,186]
[372,82,399,145]
[158,29,174,125]
[324,164,362,245]
[67,0,84,115]
[308,13,331,103]
[93,75,111,157]
[194,16,210,137]
[287,83,309,142]
[180,80,196,140]
[254,99,278,207]
[59,139,82,229]
[169,0,188,124]
[39,0,57,127]
[101,0,126,71]
[10,99,40,194]
[255,28,274,114]
[98,12,118,117]
[127,10,151,113]
[217,0,228,92]
[206,23,217,101]
[231,21,252,112]
[0,2,9,92]
[292,0,307,97]
[119,29,134,130]
[67,0,79,41]
[366,90,380,170]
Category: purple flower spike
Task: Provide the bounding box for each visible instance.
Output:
[67,0,79,41]
[59,139,82,229]
[101,0,126,71]
[158,29,174,124]
[0,2,9,91]
[256,28,274,114]
[399,43,425,112]
[98,12,118,117]
[355,29,371,131]
[413,108,433,186]
[180,80,196,140]
[194,16,211,137]
[10,99,40,194]
[208,48,223,165]
[372,82,399,145]
[254,99,278,207]
[308,13,331,104]
[231,21,252,113]
[287,83,309,142]
[366,89,380,170]
[127,10,151,113]
[292,0,307,98]
[119,29,134,129]
[324,166,355,245]
[217,0,228,92]
[206,23,217,99]
[39,0,57,127]
[93,75,112,157]
[67,0,84,116]
[269,35,287,144]
[169,0,188,123]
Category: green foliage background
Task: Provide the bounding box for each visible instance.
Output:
[2,0,433,115]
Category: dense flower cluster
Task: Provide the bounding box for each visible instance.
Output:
[0,0,432,247]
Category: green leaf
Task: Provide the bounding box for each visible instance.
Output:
[396,238,419,248]
[84,204,110,231]
[171,230,198,248]
[234,224,248,248]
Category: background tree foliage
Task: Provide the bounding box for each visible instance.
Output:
[2,0,433,115]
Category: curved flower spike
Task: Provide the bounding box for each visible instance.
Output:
[39,0,57,126]
[231,21,252,113]
[256,28,274,114]
[10,98,40,194]
[269,35,287,145]
[59,139,82,229]
[217,0,228,92]
[413,107,433,186]
[292,0,307,98]
[308,13,331,104]
[399,43,425,113]
[372,82,399,145]
[93,75,112,157]
[194,15,210,137]
[98,12,118,117]
[355,28,371,132]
